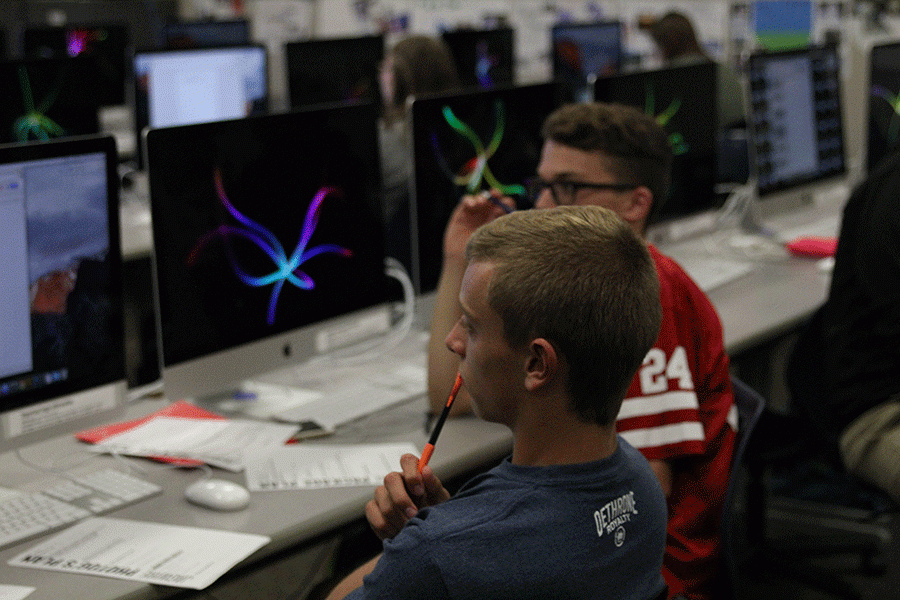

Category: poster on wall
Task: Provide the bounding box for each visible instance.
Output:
[246,0,315,111]
[752,0,813,50]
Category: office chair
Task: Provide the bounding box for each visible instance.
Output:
[744,307,895,600]
[719,375,765,599]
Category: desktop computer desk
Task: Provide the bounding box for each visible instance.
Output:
[118,176,846,362]
[0,387,511,600]
[28,177,839,600]
[656,183,848,356]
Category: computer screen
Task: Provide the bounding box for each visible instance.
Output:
[23,23,130,106]
[0,57,102,144]
[441,28,514,90]
[746,44,845,200]
[146,103,390,401]
[866,41,900,172]
[410,83,558,294]
[162,19,251,49]
[552,21,622,102]
[0,134,124,449]
[594,62,719,225]
[133,44,268,168]
[285,35,384,109]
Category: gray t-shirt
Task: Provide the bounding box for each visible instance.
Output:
[347,438,667,600]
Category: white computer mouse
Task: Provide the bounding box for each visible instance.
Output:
[184,479,250,511]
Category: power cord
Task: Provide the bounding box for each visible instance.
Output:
[304,256,417,368]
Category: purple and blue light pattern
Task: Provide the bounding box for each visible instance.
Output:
[187,168,352,326]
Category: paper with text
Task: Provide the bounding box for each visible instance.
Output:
[0,585,34,600]
[8,518,269,590]
[92,417,298,471]
[244,442,418,491]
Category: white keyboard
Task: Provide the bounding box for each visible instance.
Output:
[0,469,161,550]
[680,257,754,292]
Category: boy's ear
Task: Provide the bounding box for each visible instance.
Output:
[622,185,653,226]
[524,338,558,392]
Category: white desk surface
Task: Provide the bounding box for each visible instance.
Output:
[0,394,510,600]
[658,186,847,355]
[661,234,833,356]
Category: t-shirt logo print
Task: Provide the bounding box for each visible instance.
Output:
[594,490,638,546]
[614,525,627,547]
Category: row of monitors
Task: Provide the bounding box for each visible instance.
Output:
[6,30,899,180]
[3,23,519,109]
[5,20,253,108]
[0,110,391,439]
[6,18,625,106]
[0,40,864,440]
[0,19,618,143]
[2,43,856,251]
[6,18,623,106]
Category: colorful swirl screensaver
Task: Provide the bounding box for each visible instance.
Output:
[14,66,66,142]
[644,84,688,156]
[187,168,352,326]
[430,99,526,196]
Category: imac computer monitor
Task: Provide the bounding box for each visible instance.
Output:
[23,23,130,106]
[146,103,390,402]
[867,41,900,173]
[162,19,251,49]
[285,35,384,109]
[747,44,845,206]
[0,57,102,144]
[594,62,719,226]
[410,83,559,294]
[0,134,125,452]
[552,21,622,102]
[441,28,514,90]
[133,44,268,168]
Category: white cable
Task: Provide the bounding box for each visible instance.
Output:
[715,180,757,231]
[13,446,97,478]
[13,445,213,483]
[706,181,790,264]
[303,256,417,368]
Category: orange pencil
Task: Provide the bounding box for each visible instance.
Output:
[417,373,463,473]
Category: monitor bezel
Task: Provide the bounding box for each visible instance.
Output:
[0,134,125,414]
[745,44,847,201]
[132,43,270,169]
[593,60,720,228]
[145,104,393,402]
[284,34,385,110]
[441,27,516,90]
[408,82,559,295]
[865,39,900,174]
[550,20,623,99]
[161,18,251,49]
[22,22,131,107]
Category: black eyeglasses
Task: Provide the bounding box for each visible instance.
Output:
[524,177,637,206]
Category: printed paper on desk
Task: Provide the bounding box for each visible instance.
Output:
[76,400,226,466]
[92,417,298,472]
[244,442,419,491]
[8,517,270,590]
[0,585,35,600]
